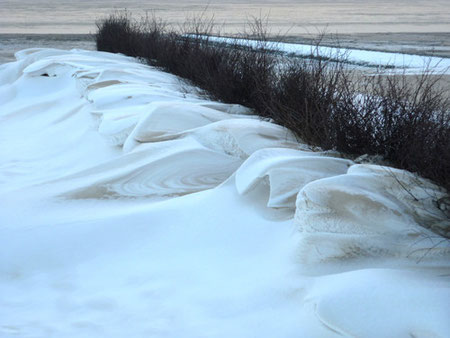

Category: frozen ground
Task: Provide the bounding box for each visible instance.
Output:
[0,49,449,337]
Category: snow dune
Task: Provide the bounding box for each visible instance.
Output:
[0,48,449,337]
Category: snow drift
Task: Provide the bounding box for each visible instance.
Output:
[0,48,449,337]
[203,35,450,74]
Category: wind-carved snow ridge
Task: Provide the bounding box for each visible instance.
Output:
[0,49,449,337]
[236,150,449,268]
[295,164,450,267]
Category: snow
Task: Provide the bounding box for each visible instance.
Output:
[0,48,449,337]
[202,35,450,74]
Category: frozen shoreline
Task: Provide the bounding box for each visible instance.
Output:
[0,48,449,337]
[202,35,450,74]
[2,33,450,71]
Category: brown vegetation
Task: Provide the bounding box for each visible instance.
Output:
[95,12,450,196]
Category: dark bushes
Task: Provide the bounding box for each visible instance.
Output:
[95,12,143,55]
[95,13,450,194]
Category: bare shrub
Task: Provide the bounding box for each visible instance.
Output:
[95,12,450,196]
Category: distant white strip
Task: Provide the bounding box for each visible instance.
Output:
[195,35,450,74]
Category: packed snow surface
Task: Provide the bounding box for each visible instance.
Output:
[0,48,449,337]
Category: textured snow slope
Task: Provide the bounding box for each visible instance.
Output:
[0,49,449,337]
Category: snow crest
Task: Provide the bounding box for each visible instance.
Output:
[0,49,449,337]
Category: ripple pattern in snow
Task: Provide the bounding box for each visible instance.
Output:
[0,48,449,337]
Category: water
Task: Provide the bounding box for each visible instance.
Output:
[1,0,449,64]
[2,0,449,35]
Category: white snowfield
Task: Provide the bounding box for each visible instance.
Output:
[0,49,449,337]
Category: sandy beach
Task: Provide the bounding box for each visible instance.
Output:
[1,0,449,57]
